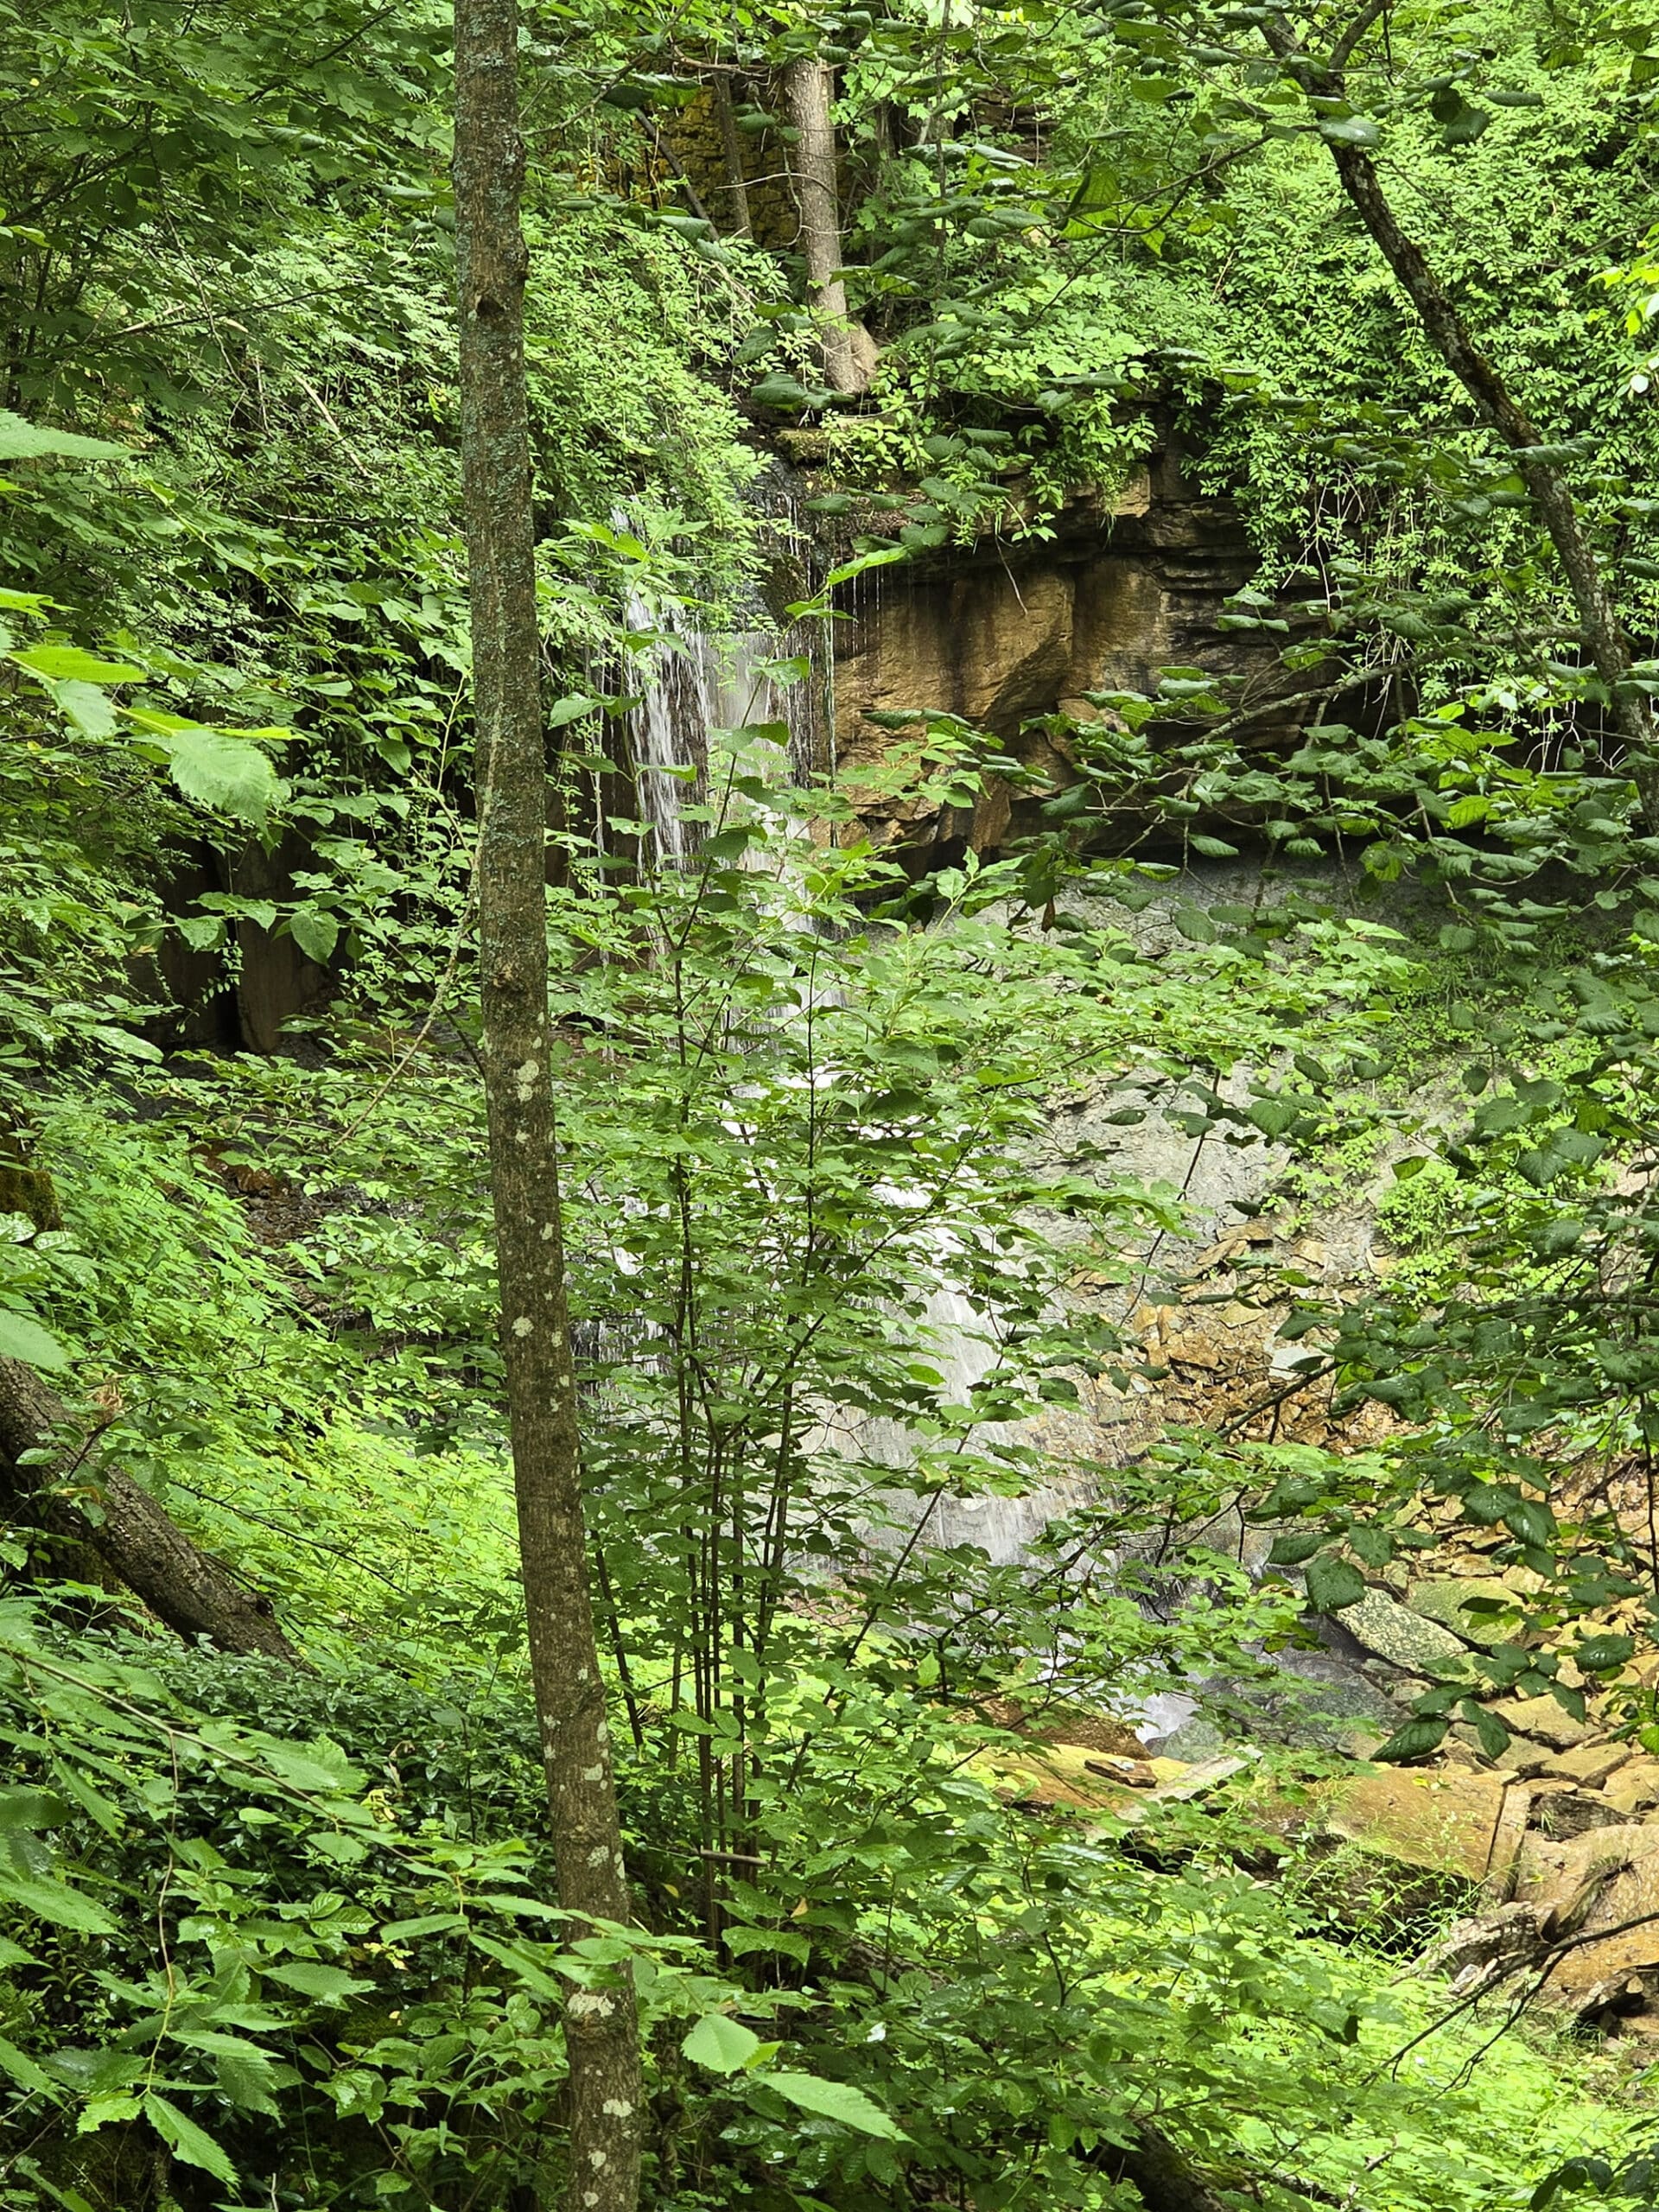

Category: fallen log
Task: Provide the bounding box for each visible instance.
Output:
[0,1354,302,1664]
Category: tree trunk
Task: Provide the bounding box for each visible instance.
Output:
[712,77,753,239]
[1111,2123,1236,2212]
[452,6,644,2210]
[1262,13,1658,820]
[0,1357,301,1662]
[782,55,872,394]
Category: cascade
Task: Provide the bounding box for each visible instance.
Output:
[611,471,833,865]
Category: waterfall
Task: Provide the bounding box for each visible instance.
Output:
[613,474,832,866]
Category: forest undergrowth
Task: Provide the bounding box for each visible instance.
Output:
[12,0,1659,2208]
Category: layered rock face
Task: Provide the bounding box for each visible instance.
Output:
[829,422,1303,861]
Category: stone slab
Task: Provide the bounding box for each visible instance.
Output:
[1510,1822,1659,1929]
[1339,1589,1469,1675]
[1493,1695,1591,1751]
[1406,1577,1520,1650]
[1543,1744,1629,1789]
[1320,1765,1507,1883]
[1606,1758,1659,1815]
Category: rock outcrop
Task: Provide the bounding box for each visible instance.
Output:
[828,421,1315,862]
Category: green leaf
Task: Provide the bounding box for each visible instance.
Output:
[0,413,128,464]
[0,1310,71,1370]
[0,2035,56,2098]
[146,725,282,823]
[1465,1703,1511,1758]
[1501,1498,1554,1548]
[722,1925,811,1964]
[682,2013,761,2073]
[762,2072,905,2139]
[91,1025,163,1064]
[0,1871,116,1935]
[750,373,815,409]
[289,908,340,964]
[0,1789,64,1831]
[1372,1717,1448,1763]
[1573,1633,1636,1674]
[379,1913,467,1942]
[55,682,118,739]
[1247,1096,1300,1140]
[213,2050,283,2117]
[11,646,143,684]
[143,2094,238,2187]
[1319,115,1382,146]
[264,1961,373,2004]
[78,2092,142,2133]
[1267,1530,1326,1567]
[1303,1554,1366,1611]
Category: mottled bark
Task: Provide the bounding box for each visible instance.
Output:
[782,55,871,394]
[0,1356,300,1662]
[711,78,753,238]
[452,4,643,2209]
[1261,10,1658,820]
[1111,2124,1235,2212]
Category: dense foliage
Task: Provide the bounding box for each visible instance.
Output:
[11,2,1659,2210]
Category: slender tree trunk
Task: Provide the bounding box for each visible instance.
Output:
[782,55,871,394]
[0,1356,302,1662]
[452,7,643,2209]
[1262,12,1659,820]
[712,77,753,238]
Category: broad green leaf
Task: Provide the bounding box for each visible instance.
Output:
[289,907,340,964]
[1319,115,1382,147]
[379,1913,468,1942]
[722,1925,811,1964]
[0,1310,70,1370]
[147,726,282,823]
[1573,1633,1636,1673]
[1464,1703,1511,1758]
[1267,1530,1326,1567]
[682,2012,761,2073]
[1247,1096,1300,1139]
[264,1961,373,2003]
[0,1789,64,1831]
[1303,1554,1365,1612]
[1372,1717,1449,1764]
[54,681,118,739]
[255,1740,365,1793]
[0,2034,55,2097]
[91,1025,163,1064]
[763,2072,905,2139]
[143,2093,238,2187]
[213,2050,283,2116]
[78,2091,142,2133]
[13,646,143,685]
[0,413,128,463]
[0,1869,116,1934]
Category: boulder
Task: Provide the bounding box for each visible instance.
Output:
[1542,1743,1630,1789]
[1605,1758,1659,1815]
[1405,1576,1519,1650]
[1422,1901,1550,1993]
[1492,1694,1592,1751]
[1319,1764,1508,1883]
[1528,1784,1628,1841]
[1338,1588,1469,1675]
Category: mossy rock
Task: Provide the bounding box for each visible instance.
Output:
[0,1160,62,1231]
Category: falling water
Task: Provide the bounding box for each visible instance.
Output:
[613,473,833,866]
